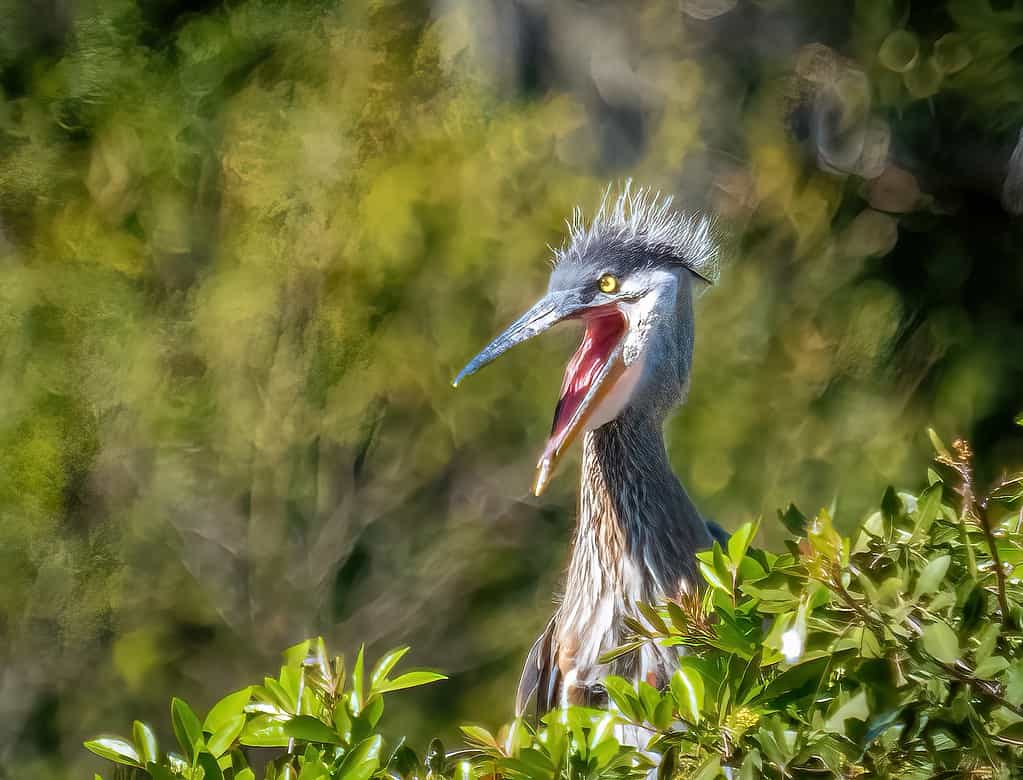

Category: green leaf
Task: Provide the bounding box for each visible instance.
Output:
[913,554,951,598]
[204,687,253,734]
[921,621,960,665]
[961,585,987,634]
[283,639,314,668]
[976,623,1001,666]
[196,751,224,780]
[739,748,762,780]
[699,561,730,593]
[928,427,951,458]
[598,639,646,664]
[996,721,1023,746]
[239,715,290,748]
[350,645,365,715]
[973,656,1009,679]
[692,754,722,780]
[603,676,643,722]
[824,690,870,733]
[636,601,669,634]
[460,725,500,750]
[206,714,245,757]
[147,763,179,780]
[779,504,806,536]
[761,657,830,703]
[881,487,903,528]
[84,737,142,768]
[373,671,447,694]
[337,735,383,780]
[670,665,704,724]
[283,716,342,744]
[713,541,732,577]
[728,519,759,567]
[369,646,410,691]
[132,721,158,764]
[909,483,943,542]
[362,692,385,727]
[171,698,203,763]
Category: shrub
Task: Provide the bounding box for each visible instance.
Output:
[87,433,1023,779]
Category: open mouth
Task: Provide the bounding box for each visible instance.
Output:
[452,290,633,496]
[535,307,627,495]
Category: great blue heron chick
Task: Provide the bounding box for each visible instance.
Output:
[455,182,723,713]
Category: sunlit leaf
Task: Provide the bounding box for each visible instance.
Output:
[132,721,158,765]
[171,698,203,762]
[370,646,410,691]
[204,687,253,734]
[670,666,704,724]
[374,671,447,694]
[84,737,142,768]
[206,714,246,757]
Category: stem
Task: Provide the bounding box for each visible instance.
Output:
[977,498,1012,626]
[948,439,1012,624]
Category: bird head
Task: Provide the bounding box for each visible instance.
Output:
[454,182,720,496]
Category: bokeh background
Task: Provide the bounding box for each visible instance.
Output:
[1,0,1022,776]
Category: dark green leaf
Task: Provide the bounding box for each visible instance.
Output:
[881,486,903,528]
[779,504,807,536]
[196,751,224,780]
[283,715,341,745]
[636,601,669,634]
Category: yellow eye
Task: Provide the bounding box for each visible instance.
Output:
[598,273,619,293]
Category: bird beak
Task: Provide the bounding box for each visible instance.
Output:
[452,291,588,388]
[454,290,629,497]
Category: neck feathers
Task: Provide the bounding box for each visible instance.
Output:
[554,410,710,695]
[573,410,709,594]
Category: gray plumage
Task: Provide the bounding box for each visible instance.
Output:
[518,409,713,712]
[455,182,723,715]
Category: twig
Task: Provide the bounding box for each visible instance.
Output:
[946,440,1012,625]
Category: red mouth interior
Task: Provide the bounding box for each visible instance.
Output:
[548,307,626,450]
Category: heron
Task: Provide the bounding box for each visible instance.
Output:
[454,182,725,714]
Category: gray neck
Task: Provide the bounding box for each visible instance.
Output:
[555,408,711,692]
[575,408,709,595]
[559,409,709,638]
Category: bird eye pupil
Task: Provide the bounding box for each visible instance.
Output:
[599,274,619,293]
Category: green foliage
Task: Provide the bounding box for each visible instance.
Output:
[87,638,447,780]
[3,0,1022,774]
[88,437,1023,778]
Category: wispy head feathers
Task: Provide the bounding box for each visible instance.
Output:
[553,180,720,285]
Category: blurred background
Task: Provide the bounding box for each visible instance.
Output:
[1,0,1022,775]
